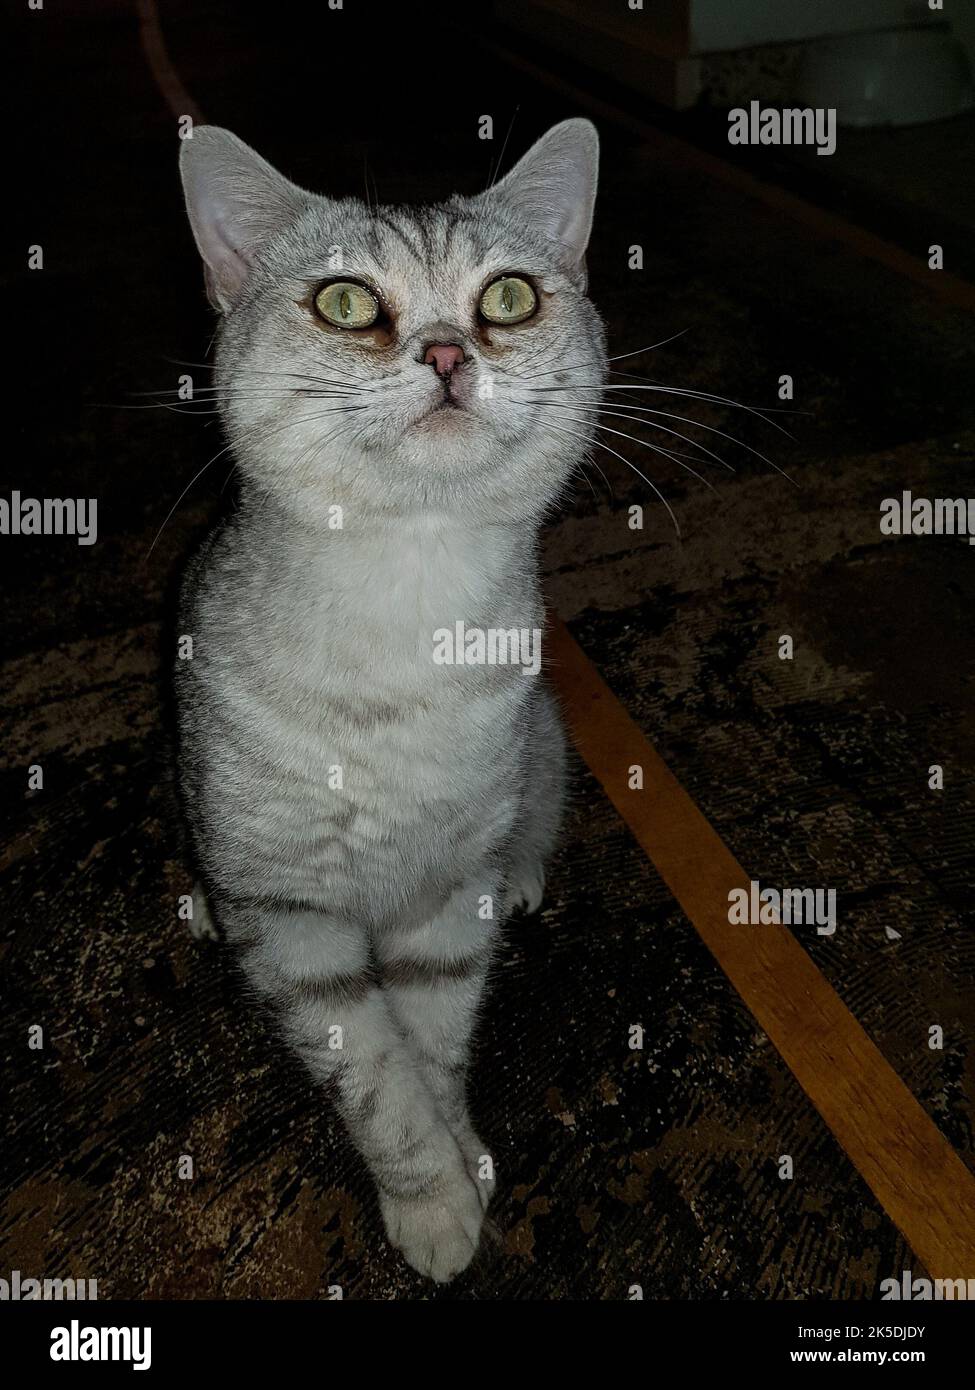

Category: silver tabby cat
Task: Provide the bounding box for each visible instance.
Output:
[176,119,606,1282]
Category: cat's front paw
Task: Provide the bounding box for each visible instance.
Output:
[380,1168,485,1283]
[452,1119,496,1211]
[504,863,545,916]
[187,883,219,941]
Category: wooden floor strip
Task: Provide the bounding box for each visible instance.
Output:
[136,0,203,126]
[549,617,975,1279]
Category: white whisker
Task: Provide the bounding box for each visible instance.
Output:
[532,414,682,538]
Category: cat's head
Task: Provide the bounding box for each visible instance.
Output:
[180,120,605,529]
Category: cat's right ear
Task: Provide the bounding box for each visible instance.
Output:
[179,127,307,311]
[488,119,599,287]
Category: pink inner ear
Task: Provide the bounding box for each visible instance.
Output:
[199,215,253,310]
[202,262,226,311]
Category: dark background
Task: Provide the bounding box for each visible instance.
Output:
[3,0,974,1299]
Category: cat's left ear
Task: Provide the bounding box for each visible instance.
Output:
[487,119,599,287]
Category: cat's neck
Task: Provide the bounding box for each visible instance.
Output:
[236,488,542,634]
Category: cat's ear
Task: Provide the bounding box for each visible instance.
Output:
[489,119,599,285]
[179,127,308,311]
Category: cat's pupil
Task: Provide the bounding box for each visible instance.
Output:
[340,289,351,318]
[502,284,513,313]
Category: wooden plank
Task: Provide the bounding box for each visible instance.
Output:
[549,617,975,1278]
[485,40,975,315]
[495,0,692,61]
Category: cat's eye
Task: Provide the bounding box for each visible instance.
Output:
[478,276,537,326]
[314,280,380,329]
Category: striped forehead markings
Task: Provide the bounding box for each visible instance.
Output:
[373,209,486,269]
[373,212,426,265]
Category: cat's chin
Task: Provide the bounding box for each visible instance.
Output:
[410,402,473,433]
[406,403,493,462]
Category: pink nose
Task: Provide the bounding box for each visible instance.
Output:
[424,343,465,378]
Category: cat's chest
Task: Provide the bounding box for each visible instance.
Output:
[219,519,539,770]
[345,537,526,639]
[284,535,538,681]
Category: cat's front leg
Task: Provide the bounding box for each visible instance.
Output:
[226,894,485,1282]
[504,687,567,916]
[374,878,500,1211]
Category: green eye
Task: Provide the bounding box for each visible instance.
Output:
[478,276,537,325]
[314,280,380,329]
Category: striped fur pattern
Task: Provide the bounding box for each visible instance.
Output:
[176,121,604,1281]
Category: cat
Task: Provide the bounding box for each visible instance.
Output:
[175,118,606,1283]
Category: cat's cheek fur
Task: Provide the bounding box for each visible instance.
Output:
[176,119,603,1281]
